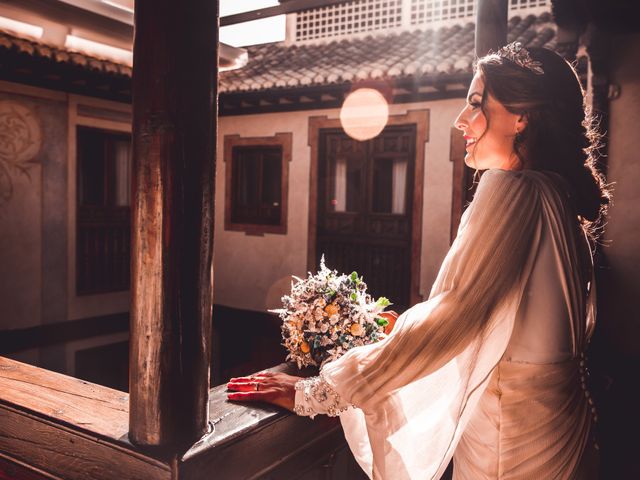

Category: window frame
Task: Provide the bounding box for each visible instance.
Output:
[223,133,292,236]
[67,95,132,320]
[75,125,132,296]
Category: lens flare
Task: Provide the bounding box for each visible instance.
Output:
[340,88,389,141]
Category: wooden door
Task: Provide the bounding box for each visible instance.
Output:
[316,126,416,311]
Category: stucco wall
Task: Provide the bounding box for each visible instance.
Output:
[0,82,468,323]
[601,33,640,355]
[0,84,132,374]
[215,98,465,312]
[0,89,67,333]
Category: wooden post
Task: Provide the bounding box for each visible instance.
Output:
[475,0,508,57]
[129,0,217,448]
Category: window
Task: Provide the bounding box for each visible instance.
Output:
[76,126,132,295]
[231,146,282,225]
[224,133,291,235]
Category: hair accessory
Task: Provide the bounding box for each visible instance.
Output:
[496,42,544,75]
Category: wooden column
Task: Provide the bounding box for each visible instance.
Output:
[129,0,217,448]
[475,0,508,57]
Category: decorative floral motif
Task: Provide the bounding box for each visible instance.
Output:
[271,256,391,368]
[0,101,42,207]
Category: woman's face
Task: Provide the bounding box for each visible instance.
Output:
[454,73,526,170]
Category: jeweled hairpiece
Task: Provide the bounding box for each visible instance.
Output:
[496,42,544,75]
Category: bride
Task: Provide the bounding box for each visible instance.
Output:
[227,43,609,479]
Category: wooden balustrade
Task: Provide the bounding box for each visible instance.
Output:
[0,357,361,480]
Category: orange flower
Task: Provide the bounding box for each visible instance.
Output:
[350,323,365,337]
[300,341,310,353]
[324,303,339,316]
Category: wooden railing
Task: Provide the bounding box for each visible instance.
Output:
[0,357,363,480]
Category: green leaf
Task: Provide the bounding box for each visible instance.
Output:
[375,297,391,308]
[350,271,358,282]
[350,292,357,301]
[376,317,389,327]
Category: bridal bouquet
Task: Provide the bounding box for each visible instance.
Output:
[272,256,392,369]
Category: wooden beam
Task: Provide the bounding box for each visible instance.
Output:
[129,0,217,448]
[0,357,171,480]
[0,357,361,479]
[220,0,353,26]
[475,0,508,57]
[0,0,133,43]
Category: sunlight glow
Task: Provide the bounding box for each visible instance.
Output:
[65,35,133,66]
[0,16,43,39]
[220,0,285,47]
[340,89,390,141]
[101,0,134,14]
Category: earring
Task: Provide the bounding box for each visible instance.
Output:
[515,130,522,143]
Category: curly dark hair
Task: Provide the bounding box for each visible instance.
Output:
[474,47,610,241]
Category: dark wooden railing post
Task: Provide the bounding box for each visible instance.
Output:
[475,0,508,57]
[129,0,218,448]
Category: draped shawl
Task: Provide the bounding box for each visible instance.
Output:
[320,168,595,479]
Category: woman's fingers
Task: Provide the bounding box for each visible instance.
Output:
[226,373,299,412]
[228,371,273,383]
[380,310,399,335]
[227,389,276,402]
[228,377,256,385]
[227,381,261,392]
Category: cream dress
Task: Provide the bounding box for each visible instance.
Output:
[294,169,598,479]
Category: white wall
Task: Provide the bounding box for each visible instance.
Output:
[215,98,465,312]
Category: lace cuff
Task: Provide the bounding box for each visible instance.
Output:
[293,375,351,419]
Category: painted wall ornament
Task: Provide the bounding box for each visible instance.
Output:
[0,100,43,207]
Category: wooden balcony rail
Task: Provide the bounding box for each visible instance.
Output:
[0,357,360,480]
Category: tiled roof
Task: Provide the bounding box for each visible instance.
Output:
[0,30,132,77]
[0,12,558,97]
[220,12,557,94]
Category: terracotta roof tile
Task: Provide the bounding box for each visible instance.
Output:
[0,29,132,77]
[220,12,556,93]
[1,12,558,97]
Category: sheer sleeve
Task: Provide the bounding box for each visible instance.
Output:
[320,169,545,479]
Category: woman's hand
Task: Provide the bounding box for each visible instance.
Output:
[226,371,301,412]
